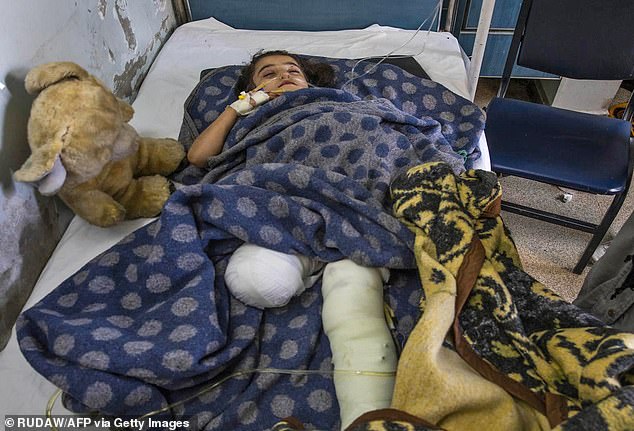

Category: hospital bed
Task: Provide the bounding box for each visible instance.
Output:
[1,1,490,427]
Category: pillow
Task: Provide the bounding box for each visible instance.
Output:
[197,55,429,82]
[178,54,483,168]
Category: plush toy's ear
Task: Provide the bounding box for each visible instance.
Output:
[117,98,134,122]
[25,61,89,95]
[109,123,139,162]
[14,138,66,194]
[34,156,67,195]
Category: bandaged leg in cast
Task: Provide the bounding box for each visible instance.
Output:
[321,259,397,430]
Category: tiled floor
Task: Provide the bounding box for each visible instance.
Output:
[472,78,633,301]
[473,77,541,108]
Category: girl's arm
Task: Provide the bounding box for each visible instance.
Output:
[187,106,239,168]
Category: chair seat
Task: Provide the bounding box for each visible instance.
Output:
[485,97,632,194]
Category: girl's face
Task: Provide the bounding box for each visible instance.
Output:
[251,55,309,94]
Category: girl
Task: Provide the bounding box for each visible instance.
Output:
[189,50,336,309]
[189,50,397,428]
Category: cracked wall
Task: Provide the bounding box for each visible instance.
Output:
[0,0,177,350]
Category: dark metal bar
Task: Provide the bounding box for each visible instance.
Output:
[450,0,469,39]
[501,201,597,232]
[497,0,532,97]
[573,190,629,274]
[621,91,634,123]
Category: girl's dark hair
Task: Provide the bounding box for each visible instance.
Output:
[234,50,336,97]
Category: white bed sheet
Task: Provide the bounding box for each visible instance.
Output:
[0,17,490,417]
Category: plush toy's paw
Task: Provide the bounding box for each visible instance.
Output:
[90,203,127,227]
[136,138,185,176]
[61,189,127,227]
[122,175,172,219]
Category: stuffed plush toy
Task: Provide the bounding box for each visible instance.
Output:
[14,61,185,227]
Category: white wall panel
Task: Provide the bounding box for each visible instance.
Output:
[0,0,177,349]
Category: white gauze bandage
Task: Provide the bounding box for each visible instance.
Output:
[224,243,323,308]
[321,260,396,430]
[229,90,270,116]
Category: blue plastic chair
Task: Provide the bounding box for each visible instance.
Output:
[484,0,634,274]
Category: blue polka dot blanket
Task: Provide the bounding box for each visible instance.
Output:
[17,57,485,430]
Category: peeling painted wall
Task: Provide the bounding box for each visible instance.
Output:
[0,0,177,349]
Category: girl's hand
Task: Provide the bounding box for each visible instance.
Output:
[229,90,270,116]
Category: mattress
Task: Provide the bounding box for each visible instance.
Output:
[0,17,489,417]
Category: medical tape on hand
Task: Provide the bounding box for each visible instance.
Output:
[230,90,270,116]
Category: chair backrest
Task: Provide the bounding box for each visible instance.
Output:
[499,0,634,97]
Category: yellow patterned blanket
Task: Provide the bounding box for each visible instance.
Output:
[386,162,634,431]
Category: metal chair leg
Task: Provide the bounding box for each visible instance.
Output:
[575,140,634,274]
[573,191,628,274]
